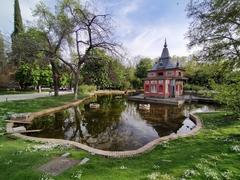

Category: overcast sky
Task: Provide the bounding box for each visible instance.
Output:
[0,0,191,59]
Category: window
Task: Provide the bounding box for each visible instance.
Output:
[178,72,181,76]
[167,71,173,76]
[158,72,164,76]
[151,85,157,93]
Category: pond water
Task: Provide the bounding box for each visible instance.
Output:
[27,95,217,151]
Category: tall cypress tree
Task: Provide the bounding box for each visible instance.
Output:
[12,0,24,38]
[11,0,24,65]
[0,32,5,69]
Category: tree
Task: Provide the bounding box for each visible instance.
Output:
[57,0,118,99]
[135,58,153,79]
[211,71,240,114]
[82,50,111,89]
[11,0,24,65]
[12,0,24,36]
[15,63,52,90]
[0,32,5,69]
[33,1,73,96]
[135,58,153,88]
[13,28,47,65]
[187,0,240,66]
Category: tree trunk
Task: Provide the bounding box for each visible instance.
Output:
[38,85,42,93]
[73,72,79,100]
[50,60,59,96]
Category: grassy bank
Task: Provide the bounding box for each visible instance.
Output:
[0,96,239,179]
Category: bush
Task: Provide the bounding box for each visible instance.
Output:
[184,84,208,92]
[78,84,96,95]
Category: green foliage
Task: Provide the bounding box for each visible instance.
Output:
[78,84,96,95]
[211,71,240,115]
[184,59,231,89]
[187,0,240,66]
[135,58,153,79]
[59,72,71,87]
[12,28,47,64]
[82,50,131,90]
[12,0,24,37]
[82,50,111,89]
[15,63,53,89]
[134,58,153,88]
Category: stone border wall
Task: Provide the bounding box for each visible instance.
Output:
[6,91,202,158]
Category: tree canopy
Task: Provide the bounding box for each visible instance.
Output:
[187,0,240,66]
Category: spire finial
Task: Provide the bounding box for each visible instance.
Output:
[164,38,167,48]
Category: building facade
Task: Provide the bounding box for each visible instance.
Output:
[144,40,187,98]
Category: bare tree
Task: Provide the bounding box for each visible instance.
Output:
[57,0,118,99]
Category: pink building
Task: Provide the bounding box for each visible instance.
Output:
[144,40,187,98]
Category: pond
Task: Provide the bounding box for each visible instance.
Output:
[27,95,217,151]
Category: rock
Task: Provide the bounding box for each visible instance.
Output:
[79,157,89,165]
[12,126,26,133]
[9,113,31,120]
[89,103,100,109]
[61,152,71,158]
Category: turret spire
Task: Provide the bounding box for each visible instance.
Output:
[164,38,167,48]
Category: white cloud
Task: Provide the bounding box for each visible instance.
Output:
[124,23,190,58]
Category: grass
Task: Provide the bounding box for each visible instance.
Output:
[0,89,57,95]
[0,95,240,179]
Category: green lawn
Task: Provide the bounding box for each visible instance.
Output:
[0,96,239,179]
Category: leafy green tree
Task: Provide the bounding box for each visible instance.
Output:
[135,58,153,79]
[13,28,47,64]
[184,59,232,89]
[135,58,153,88]
[15,63,52,91]
[187,0,240,66]
[82,50,129,90]
[82,50,111,89]
[211,71,240,114]
[108,59,127,90]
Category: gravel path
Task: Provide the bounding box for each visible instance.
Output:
[0,91,73,102]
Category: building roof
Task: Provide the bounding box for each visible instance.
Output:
[151,39,181,71]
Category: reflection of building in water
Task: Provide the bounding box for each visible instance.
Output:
[138,103,184,122]
[137,103,185,136]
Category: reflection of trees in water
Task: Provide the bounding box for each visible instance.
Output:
[30,95,193,150]
[82,95,126,136]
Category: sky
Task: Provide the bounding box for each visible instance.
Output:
[0,0,191,59]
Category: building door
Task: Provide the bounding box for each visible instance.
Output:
[170,80,175,97]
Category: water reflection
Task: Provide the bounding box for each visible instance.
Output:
[28,95,217,151]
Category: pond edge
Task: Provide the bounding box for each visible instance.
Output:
[6,90,202,158]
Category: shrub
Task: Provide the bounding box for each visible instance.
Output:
[78,84,96,95]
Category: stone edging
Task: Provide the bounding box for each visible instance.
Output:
[6,91,202,158]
